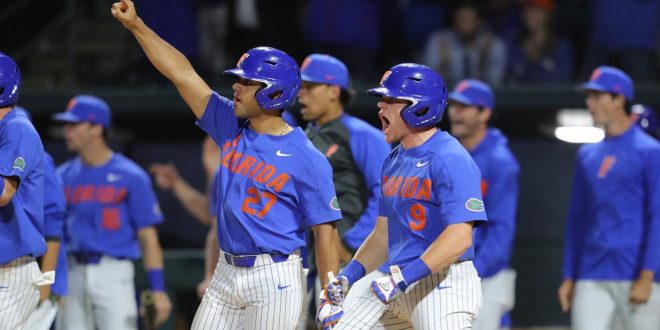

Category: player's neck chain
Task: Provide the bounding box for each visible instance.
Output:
[279,123,289,135]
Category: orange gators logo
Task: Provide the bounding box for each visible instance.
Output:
[480,180,489,197]
[237,53,250,67]
[456,80,470,93]
[380,71,392,85]
[66,98,77,111]
[590,68,602,82]
[301,57,312,71]
[597,156,616,178]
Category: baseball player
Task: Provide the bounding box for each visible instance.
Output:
[631,104,660,140]
[448,80,519,330]
[324,63,487,329]
[14,107,67,330]
[52,95,172,330]
[297,54,391,319]
[112,1,343,329]
[558,66,660,330]
[0,52,50,330]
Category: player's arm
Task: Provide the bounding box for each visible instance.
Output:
[419,222,474,272]
[351,216,389,273]
[111,0,212,119]
[630,150,660,304]
[0,176,19,207]
[150,163,212,225]
[137,227,172,326]
[312,222,341,287]
[197,218,219,298]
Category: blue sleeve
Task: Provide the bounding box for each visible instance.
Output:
[208,170,219,215]
[297,156,342,227]
[474,156,519,277]
[433,154,488,225]
[43,154,66,239]
[563,153,587,279]
[343,129,390,250]
[51,242,68,296]
[642,147,660,271]
[196,92,240,146]
[127,171,164,229]
[0,122,43,183]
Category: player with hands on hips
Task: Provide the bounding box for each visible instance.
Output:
[112,1,342,329]
[52,95,172,330]
[558,66,660,330]
[327,63,487,329]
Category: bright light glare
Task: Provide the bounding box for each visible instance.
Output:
[554,127,604,143]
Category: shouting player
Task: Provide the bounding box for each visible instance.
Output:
[448,80,519,330]
[0,52,49,330]
[53,95,172,329]
[112,1,342,329]
[558,66,660,330]
[326,63,487,329]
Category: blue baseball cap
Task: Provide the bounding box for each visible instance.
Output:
[581,66,634,100]
[448,79,494,109]
[52,95,111,128]
[300,54,349,89]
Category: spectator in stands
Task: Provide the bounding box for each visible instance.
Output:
[581,0,660,81]
[422,1,506,86]
[506,0,573,83]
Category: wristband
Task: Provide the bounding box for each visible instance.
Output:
[147,269,166,292]
[339,260,366,284]
[398,258,432,291]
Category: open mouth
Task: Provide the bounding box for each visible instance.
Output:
[379,114,391,132]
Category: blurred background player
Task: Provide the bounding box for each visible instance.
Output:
[53,95,172,330]
[329,63,487,329]
[631,104,660,140]
[112,1,342,328]
[558,66,660,330]
[0,52,50,330]
[15,107,67,330]
[297,53,390,319]
[150,136,220,298]
[448,79,519,330]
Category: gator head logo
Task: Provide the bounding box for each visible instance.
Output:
[379,71,392,86]
[465,198,484,212]
[237,53,250,67]
[66,98,77,111]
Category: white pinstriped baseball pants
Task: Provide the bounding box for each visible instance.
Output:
[192,252,306,330]
[0,257,40,330]
[336,261,482,330]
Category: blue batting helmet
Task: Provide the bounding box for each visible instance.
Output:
[368,63,448,128]
[224,47,301,110]
[631,104,659,139]
[0,52,21,108]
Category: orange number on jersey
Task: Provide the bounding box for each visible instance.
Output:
[241,187,278,219]
[409,204,427,231]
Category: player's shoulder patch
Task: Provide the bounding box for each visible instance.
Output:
[12,157,26,171]
[465,198,485,212]
[329,197,340,211]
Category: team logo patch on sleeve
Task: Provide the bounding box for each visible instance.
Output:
[12,157,26,171]
[465,198,484,212]
[330,197,340,210]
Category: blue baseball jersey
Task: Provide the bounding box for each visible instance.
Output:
[379,130,488,268]
[0,109,46,264]
[43,152,68,296]
[470,129,519,278]
[197,92,342,255]
[57,153,164,259]
[564,125,660,281]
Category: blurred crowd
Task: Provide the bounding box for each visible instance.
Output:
[136,0,660,86]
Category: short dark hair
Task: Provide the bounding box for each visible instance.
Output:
[340,88,356,106]
[609,93,631,115]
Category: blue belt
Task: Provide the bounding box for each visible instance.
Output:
[72,252,127,265]
[223,252,289,268]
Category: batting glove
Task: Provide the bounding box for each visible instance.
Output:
[323,275,350,306]
[370,265,407,304]
[317,299,344,330]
